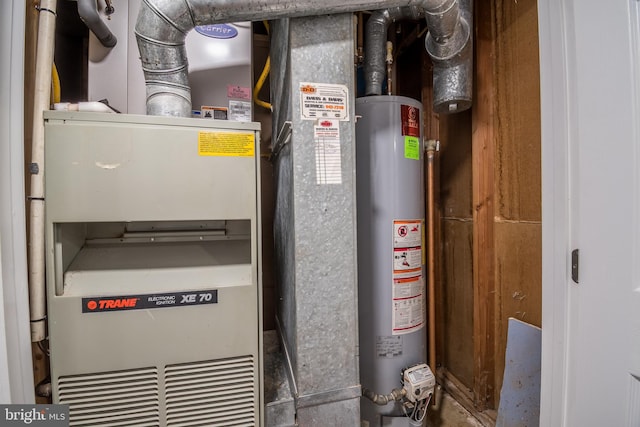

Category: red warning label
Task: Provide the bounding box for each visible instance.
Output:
[401,105,420,137]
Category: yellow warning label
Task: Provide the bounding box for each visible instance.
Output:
[198,132,255,157]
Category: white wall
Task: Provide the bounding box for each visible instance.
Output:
[0,0,35,403]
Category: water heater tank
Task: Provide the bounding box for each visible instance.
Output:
[356,96,427,426]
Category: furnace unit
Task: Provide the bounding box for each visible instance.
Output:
[44,111,262,426]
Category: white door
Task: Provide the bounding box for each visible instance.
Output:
[540,0,640,425]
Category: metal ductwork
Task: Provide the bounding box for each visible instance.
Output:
[77,0,117,48]
[364,0,472,113]
[134,0,472,117]
[364,7,424,96]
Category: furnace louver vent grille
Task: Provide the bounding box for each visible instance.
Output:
[165,355,256,427]
[58,367,160,426]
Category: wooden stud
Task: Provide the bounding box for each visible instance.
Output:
[492,0,543,404]
[471,0,497,411]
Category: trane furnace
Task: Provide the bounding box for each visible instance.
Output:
[44,111,262,426]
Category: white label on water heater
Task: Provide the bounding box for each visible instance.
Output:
[393,247,422,274]
[376,335,403,358]
[392,220,423,275]
[392,293,425,335]
[393,220,422,248]
[393,275,424,299]
[392,220,425,335]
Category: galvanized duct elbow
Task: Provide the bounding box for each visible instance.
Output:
[77,0,117,48]
[423,0,472,113]
[364,7,424,96]
[135,0,432,117]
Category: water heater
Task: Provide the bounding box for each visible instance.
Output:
[356,96,431,426]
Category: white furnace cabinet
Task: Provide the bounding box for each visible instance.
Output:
[44,111,262,427]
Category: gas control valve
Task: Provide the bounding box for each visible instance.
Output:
[402,363,436,403]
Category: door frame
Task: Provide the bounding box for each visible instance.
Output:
[538,0,572,425]
[0,0,34,403]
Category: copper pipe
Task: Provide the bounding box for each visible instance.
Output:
[426,139,438,402]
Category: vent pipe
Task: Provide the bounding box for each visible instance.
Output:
[77,0,117,48]
[424,0,472,113]
[29,0,57,342]
[135,0,472,117]
[364,7,424,96]
[364,0,472,113]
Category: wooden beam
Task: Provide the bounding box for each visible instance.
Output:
[438,368,497,426]
[471,0,497,411]
[492,0,542,404]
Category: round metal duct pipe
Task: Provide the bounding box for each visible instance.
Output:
[135,0,473,116]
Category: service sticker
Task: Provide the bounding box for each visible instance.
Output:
[314,119,342,185]
[300,82,349,121]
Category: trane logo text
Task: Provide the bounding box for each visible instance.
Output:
[92,298,138,310]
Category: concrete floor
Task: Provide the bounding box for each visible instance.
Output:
[426,389,485,427]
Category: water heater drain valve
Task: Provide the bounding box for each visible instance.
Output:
[402,364,436,403]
